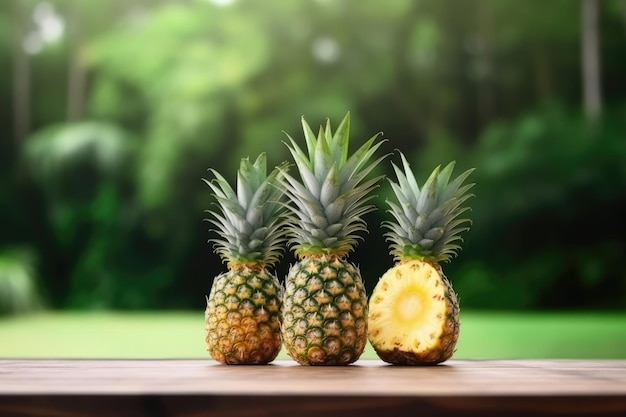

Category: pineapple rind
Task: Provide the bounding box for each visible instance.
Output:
[282,255,368,365]
[205,267,282,364]
[368,260,460,365]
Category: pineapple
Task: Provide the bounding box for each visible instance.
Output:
[280,112,386,365]
[204,153,288,364]
[368,153,475,365]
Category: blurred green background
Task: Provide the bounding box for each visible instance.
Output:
[1,0,625,358]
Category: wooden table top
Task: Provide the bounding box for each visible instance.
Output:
[1,359,625,416]
[1,358,625,395]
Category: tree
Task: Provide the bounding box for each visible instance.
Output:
[581,0,603,123]
[12,0,31,145]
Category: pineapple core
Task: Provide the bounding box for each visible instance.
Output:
[395,290,424,323]
[369,260,448,353]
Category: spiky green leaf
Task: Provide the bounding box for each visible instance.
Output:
[282,112,386,257]
[384,152,475,263]
[204,153,289,268]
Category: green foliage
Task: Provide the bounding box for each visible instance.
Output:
[451,104,626,309]
[23,123,140,308]
[2,0,626,310]
[86,1,272,210]
[0,248,41,316]
[24,122,133,246]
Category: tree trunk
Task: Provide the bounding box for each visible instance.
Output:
[621,0,626,42]
[13,0,31,144]
[476,2,495,129]
[67,4,87,122]
[390,0,422,138]
[581,0,602,124]
[534,47,554,100]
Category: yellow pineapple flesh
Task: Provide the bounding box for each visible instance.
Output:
[368,260,459,365]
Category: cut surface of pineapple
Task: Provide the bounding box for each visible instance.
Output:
[368,260,454,356]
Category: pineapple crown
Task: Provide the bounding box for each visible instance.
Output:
[281,112,387,258]
[384,152,475,264]
[204,153,289,270]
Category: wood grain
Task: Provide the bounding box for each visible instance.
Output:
[1,359,625,416]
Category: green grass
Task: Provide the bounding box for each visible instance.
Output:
[1,311,625,359]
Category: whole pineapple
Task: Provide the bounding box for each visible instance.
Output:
[368,153,474,365]
[280,112,386,365]
[204,154,288,364]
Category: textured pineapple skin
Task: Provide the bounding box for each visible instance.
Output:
[368,260,460,366]
[282,255,368,365]
[205,267,282,364]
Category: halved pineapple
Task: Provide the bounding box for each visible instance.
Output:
[367,153,474,365]
[368,260,459,365]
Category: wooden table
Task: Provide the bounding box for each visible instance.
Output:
[1,359,625,416]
